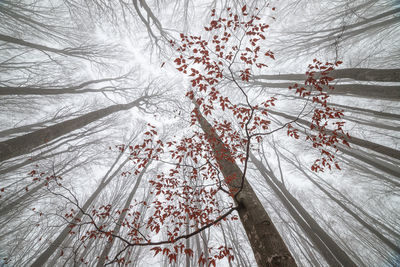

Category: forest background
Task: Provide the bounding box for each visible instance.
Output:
[0,0,399,266]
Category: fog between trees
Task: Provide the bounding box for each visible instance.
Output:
[0,0,399,266]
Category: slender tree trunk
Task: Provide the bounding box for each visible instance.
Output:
[195,107,296,266]
[265,198,319,267]
[0,76,122,95]
[0,97,145,163]
[339,146,400,178]
[0,181,44,217]
[282,150,400,240]
[30,153,129,267]
[269,109,400,161]
[76,237,96,267]
[0,161,79,217]
[344,116,399,132]
[96,161,150,266]
[220,223,233,267]
[0,33,86,58]
[329,102,400,121]
[250,153,358,267]
[340,154,400,188]
[200,230,210,267]
[285,154,400,254]
[194,233,204,267]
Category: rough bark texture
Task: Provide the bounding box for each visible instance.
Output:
[195,108,296,267]
[0,97,144,163]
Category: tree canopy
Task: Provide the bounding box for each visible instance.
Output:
[0,0,399,266]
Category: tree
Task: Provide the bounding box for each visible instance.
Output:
[1,1,399,267]
[54,5,355,267]
[30,149,131,266]
[0,94,153,163]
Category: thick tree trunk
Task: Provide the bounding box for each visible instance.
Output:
[30,153,128,267]
[252,68,400,82]
[195,107,296,267]
[250,153,358,267]
[0,97,144,163]
[251,81,399,99]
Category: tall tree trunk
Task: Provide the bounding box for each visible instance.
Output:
[250,153,358,267]
[220,223,233,267]
[0,76,122,96]
[283,153,400,254]
[30,152,129,267]
[0,33,86,58]
[340,154,400,188]
[251,81,399,99]
[269,109,400,161]
[96,161,150,266]
[194,107,296,267]
[344,116,399,132]
[329,102,400,121]
[0,97,145,163]
[339,146,400,178]
[252,68,400,82]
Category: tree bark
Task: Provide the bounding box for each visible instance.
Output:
[269,109,400,161]
[96,161,150,266]
[0,97,145,163]
[251,81,399,100]
[30,153,129,267]
[329,102,400,121]
[252,68,400,82]
[0,76,122,95]
[0,33,89,58]
[195,107,296,267]
[250,153,358,267]
[282,154,400,255]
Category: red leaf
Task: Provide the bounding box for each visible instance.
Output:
[184,248,194,257]
[242,5,247,12]
[342,139,350,147]
[150,247,162,256]
[163,248,170,255]
[168,253,177,263]
[335,163,341,170]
